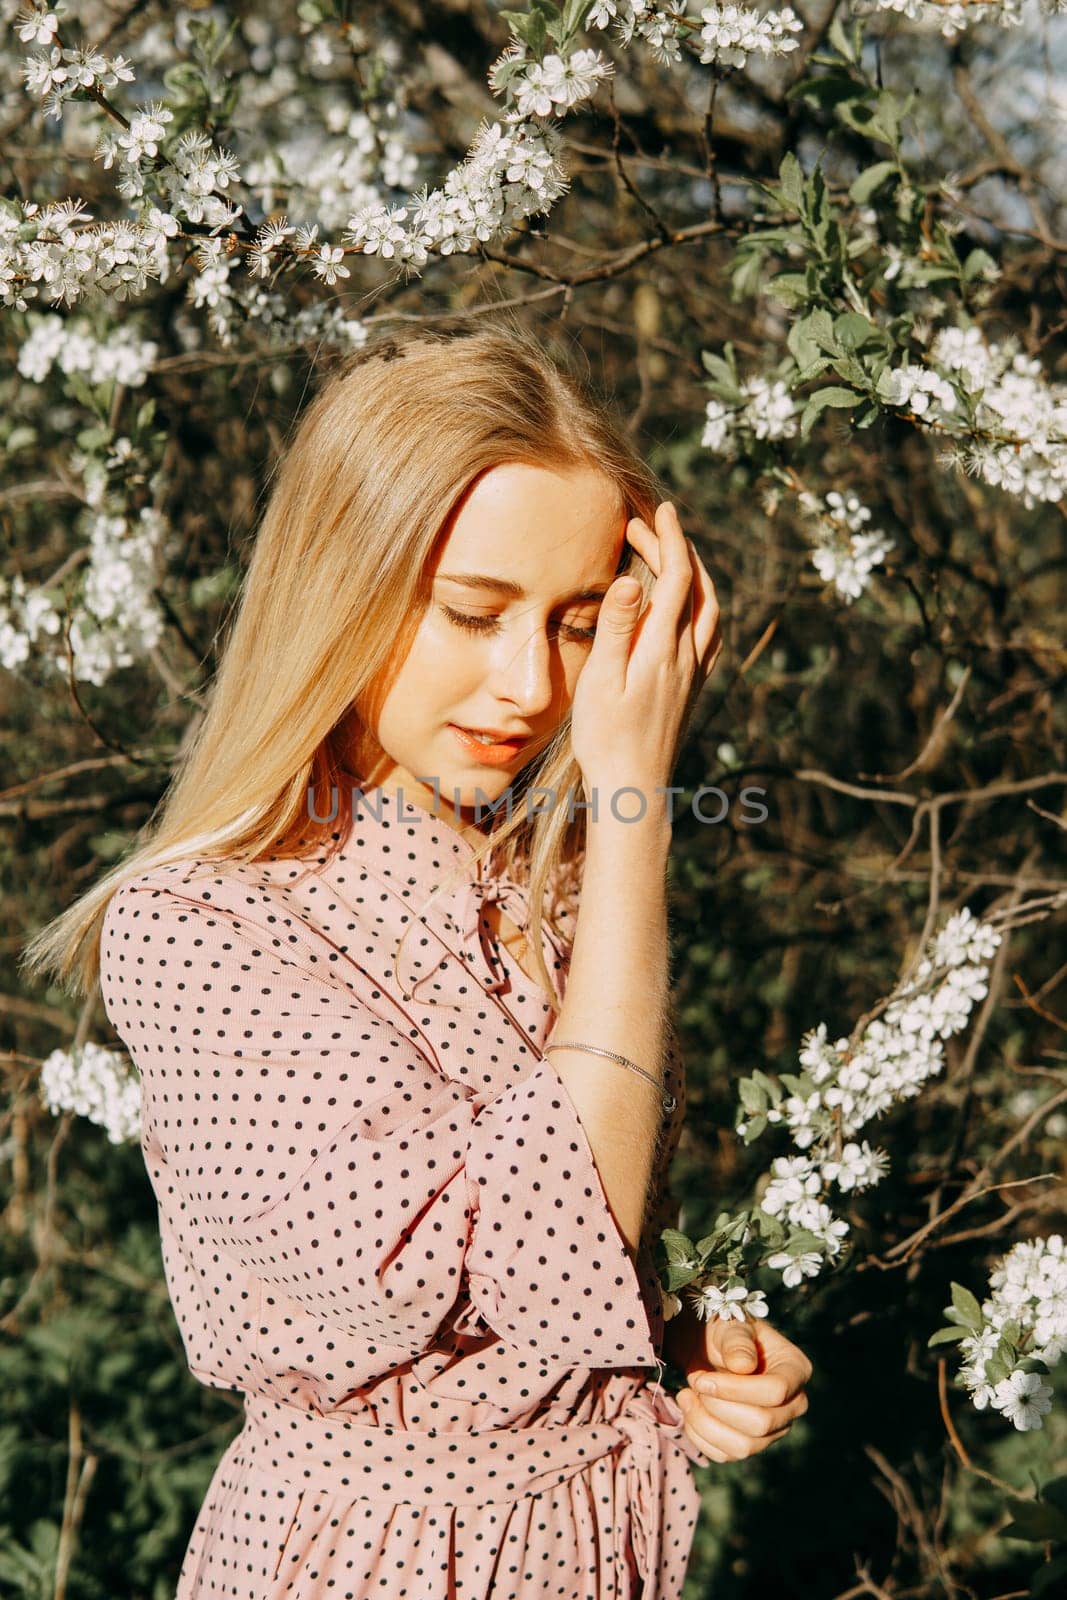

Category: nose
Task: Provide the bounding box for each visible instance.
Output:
[486,618,564,721]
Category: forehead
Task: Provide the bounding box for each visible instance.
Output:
[434,461,627,587]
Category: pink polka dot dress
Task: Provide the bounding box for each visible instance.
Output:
[98,784,704,1599]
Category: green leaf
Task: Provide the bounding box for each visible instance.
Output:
[661,1229,698,1263]
[927,1324,970,1347]
[700,349,742,400]
[827,9,860,63]
[5,424,37,452]
[808,164,830,235]
[741,1115,767,1144]
[829,352,873,387]
[794,308,839,356]
[787,71,863,109]
[75,424,111,452]
[730,249,767,302]
[1032,1552,1067,1597]
[783,1229,825,1255]
[833,311,880,351]
[800,386,859,440]
[949,1282,984,1332]
[559,0,596,37]
[767,273,811,308]
[751,1068,783,1105]
[666,1261,701,1290]
[794,356,835,384]
[778,152,806,214]
[1002,1499,1067,1543]
[869,89,905,149]
[1041,1476,1067,1518]
[754,1210,786,1245]
[985,1350,1012,1386]
[849,161,899,205]
[962,247,997,282]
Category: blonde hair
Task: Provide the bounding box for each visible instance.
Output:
[21,319,668,1005]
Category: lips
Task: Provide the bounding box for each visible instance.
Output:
[449,724,532,765]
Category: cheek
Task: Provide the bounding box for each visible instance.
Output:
[562,652,591,700]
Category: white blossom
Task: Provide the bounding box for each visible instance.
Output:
[760,1154,822,1216]
[17,5,60,48]
[0,200,166,310]
[311,242,350,284]
[818,1140,889,1192]
[797,488,895,604]
[989,1370,1054,1431]
[510,50,613,119]
[344,200,412,259]
[951,1235,1065,1430]
[688,1280,770,1321]
[929,327,1067,508]
[18,311,157,387]
[118,102,173,163]
[0,572,63,672]
[697,5,803,69]
[766,1249,825,1286]
[702,373,798,457]
[39,1041,142,1144]
[882,362,958,417]
[862,0,1026,41]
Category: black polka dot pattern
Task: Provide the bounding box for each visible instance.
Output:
[98,786,703,1597]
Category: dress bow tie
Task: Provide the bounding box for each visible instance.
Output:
[393,867,541,1007]
[452,871,534,996]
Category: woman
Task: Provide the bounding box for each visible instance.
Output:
[24,324,811,1599]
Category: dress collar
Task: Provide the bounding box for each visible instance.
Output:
[325,781,566,1010]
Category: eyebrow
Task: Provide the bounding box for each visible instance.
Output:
[435,573,611,603]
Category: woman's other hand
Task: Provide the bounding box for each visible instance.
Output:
[674,1315,813,1465]
[569,501,722,798]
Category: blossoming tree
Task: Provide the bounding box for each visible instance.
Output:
[2,0,1065,1594]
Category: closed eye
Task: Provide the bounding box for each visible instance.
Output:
[440,604,598,643]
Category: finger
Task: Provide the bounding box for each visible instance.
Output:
[688,1386,809,1439]
[588,576,646,688]
[691,1370,810,1409]
[691,1354,811,1406]
[731,1319,815,1387]
[624,503,688,570]
[677,1389,794,1461]
[706,1315,762,1375]
[627,504,694,654]
[624,515,661,576]
[632,520,719,678]
[687,544,721,671]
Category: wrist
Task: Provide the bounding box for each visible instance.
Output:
[580,784,673,854]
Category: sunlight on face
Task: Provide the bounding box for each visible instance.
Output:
[360,460,628,828]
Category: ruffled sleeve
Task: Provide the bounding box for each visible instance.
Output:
[99,880,659,1371]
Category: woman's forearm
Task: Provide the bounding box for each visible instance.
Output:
[546,799,673,1259]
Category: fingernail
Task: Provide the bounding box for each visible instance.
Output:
[694,1378,717,1396]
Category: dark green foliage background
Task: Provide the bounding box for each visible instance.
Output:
[3,0,1066,1596]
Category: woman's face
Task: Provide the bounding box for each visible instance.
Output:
[359,460,629,827]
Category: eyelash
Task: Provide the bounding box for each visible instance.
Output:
[440,604,598,643]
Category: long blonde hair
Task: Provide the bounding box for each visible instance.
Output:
[21,319,668,1004]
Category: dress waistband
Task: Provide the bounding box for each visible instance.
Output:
[241,1388,657,1505]
[238,1382,697,1504]
[237,1386,701,1584]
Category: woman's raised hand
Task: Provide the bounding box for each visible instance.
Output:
[569,501,722,799]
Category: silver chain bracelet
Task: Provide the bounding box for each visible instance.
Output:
[543,1040,677,1115]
